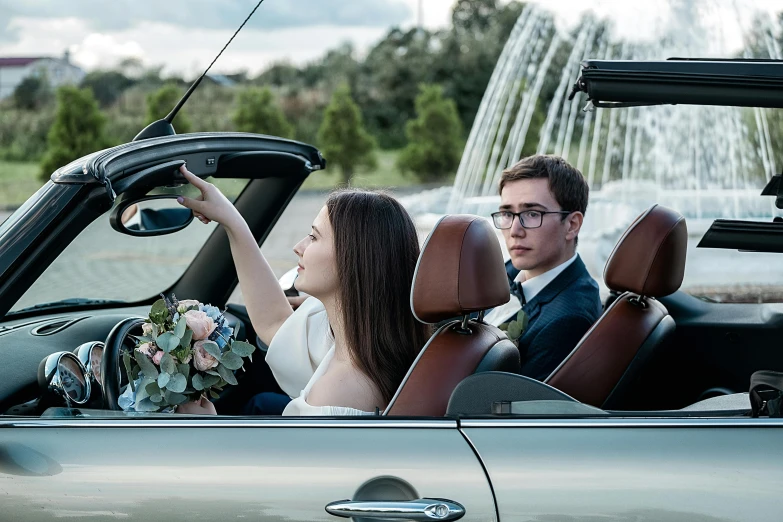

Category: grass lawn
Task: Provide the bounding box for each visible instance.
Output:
[0,161,43,209]
[301,149,427,191]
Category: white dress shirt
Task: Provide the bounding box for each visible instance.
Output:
[485,253,579,326]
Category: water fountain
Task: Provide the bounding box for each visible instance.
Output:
[401,0,783,300]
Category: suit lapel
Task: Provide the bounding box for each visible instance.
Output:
[520,255,589,322]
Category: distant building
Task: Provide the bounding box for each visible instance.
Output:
[0,51,85,99]
[205,74,237,88]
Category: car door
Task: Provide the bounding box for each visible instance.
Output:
[0,416,496,522]
[463,417,783,522]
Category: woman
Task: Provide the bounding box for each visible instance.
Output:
[175,165,429,415]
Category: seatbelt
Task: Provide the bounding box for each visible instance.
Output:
[749,370,783,418]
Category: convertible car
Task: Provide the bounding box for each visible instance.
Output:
[0,59,782,521]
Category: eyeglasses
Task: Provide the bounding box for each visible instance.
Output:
[491,210,572,230]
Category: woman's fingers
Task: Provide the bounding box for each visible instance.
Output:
[179,165,210,192]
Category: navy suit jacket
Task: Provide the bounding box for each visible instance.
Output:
[504,255,602,381]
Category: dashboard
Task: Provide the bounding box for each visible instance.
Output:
[0,306,247,415]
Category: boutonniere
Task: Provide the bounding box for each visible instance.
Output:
[498,309,528,347]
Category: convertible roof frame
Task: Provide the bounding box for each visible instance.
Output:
[570,58,783,109]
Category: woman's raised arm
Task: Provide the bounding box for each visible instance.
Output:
[176,165,292,345]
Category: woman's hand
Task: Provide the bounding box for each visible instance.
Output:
[176,395,217,415]
[176,165,243,231]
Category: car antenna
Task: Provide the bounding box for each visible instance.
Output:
[133,0,265,141]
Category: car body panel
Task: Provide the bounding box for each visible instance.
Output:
[0,418,497,522]
[463,418,783,522]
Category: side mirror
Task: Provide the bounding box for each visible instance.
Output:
[110,195,194,236]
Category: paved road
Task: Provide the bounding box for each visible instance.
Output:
[6,188,435,311]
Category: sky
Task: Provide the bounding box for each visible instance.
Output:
[0,0,780,77]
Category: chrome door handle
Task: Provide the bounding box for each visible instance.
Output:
[325,498,465,521]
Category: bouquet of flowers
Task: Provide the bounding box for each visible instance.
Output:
[119,295,255,413]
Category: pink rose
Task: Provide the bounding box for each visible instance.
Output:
[177,300,201,313]
[184,310,216,340]
[136,342,155,357]
[152,350,164,365]
[142,322,154,337]
[193,340,219,371]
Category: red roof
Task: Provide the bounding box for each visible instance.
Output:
[0,57,45,67]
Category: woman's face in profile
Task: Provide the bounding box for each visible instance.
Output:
[292,206,338,299]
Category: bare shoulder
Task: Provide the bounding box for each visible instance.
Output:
[307,362,384,412]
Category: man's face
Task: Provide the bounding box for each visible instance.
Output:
[499,178,579,278]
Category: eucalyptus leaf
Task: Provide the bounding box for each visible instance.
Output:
[145,381,162,397]
[217,363,238,385]
[149,299,169,324]
[135,397,160,412]
[177,363,190,379]
[134,351,159,378]
[157,332,179,353]
[192,373,205,391]
[135,377,155,402]
[209,390,220,399]
[160,353,178,375]
[152,323,159,339]
[179,328,193,349]
[174,316,187,338]
[229,340,255,358]
[157,372,171,389]
[164,390,188,405]
[201,374,221,388]
[136,335,153,344]
[167,373,187,393]
[150,393,163,403]
[205,370,220,377]
[201,341,222,361]
[220,351,243,371]
[122,351,135,391]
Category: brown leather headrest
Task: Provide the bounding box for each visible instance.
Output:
[411,215,510,324]
[604,204,687,298]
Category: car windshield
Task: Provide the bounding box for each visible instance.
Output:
[9,178,249,314]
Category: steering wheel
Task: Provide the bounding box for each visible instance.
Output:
[102,317,146,410]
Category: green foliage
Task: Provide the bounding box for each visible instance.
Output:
[398,85,463,182]
[145,83,191,134]
[317,83,377,184]
[233,87,294,138]
[39,85,108,182]
[81,70,134,107]
[13,75,53,111]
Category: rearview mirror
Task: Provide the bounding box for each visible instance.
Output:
[110,195,194,236]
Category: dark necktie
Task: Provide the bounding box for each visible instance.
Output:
[510,281,526,306]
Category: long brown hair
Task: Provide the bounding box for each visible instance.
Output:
[326,189,430,405]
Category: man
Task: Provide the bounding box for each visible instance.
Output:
[485,154,602,381]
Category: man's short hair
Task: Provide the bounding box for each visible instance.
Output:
[499,155,589,215]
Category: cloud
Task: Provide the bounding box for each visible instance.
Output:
[0,0,411,35]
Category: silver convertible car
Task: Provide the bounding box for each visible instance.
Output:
[0,60,782,522]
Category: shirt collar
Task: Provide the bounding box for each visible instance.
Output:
[514,253,578,302]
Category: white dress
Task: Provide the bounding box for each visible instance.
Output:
[265,297,375,416]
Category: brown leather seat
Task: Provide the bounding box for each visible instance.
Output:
[384,215,521,416]
[545,204,687,409]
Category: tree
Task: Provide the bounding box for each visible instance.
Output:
[80,70,134,107]
[39,86,107,181]
[146,83,192,133]
[397,84,463,182]
[317,83,377,184]
[233,87,294,138]
[13,75,52,110]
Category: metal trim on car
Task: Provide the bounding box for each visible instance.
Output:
[0,418,457,429]
[459,418,783,428]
